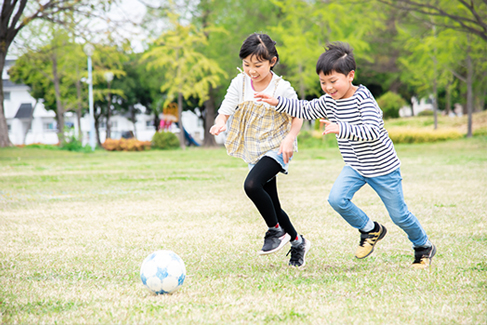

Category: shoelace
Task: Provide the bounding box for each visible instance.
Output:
[286,246,304,262]
[359,232,378,247]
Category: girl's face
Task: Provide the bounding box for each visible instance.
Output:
[242,55,277,86]
[319,70,356,100]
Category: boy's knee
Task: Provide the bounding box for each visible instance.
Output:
[328,193,346,211]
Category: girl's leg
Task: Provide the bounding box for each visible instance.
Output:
[366,168,429,247]
[328,166,369,229]
[262,175,298,240]
[244,157,284,229]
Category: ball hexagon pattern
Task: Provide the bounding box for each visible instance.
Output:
[140,250,186,294]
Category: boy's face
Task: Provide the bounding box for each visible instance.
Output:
[319,70,356,100]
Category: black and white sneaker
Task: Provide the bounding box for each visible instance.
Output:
[287,236,311,267]
[258,228,291,255]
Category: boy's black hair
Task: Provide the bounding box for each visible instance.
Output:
[239,33,279,70]
[315,42,356,76]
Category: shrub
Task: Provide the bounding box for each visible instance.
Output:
[376,91,407,119]
[102,138,151,151]
[151,131,180,150]
[387,128,463,144]
[417,110,434,116]
[60,136,91,153]
[297,130,338,149]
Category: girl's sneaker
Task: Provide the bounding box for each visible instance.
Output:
[412,244,437,269]
[258,228,291,255]
[287,236,311,267]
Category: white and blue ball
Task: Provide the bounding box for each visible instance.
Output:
[140,250,186,294]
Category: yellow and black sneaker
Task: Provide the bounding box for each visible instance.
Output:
[412,244,437,269]
[355,222,387,259]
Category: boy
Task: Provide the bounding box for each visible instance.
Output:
[254,42,436,269]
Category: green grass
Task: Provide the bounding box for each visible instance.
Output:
[1,137,486,324]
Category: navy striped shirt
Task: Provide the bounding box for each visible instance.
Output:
[276,85,400,177]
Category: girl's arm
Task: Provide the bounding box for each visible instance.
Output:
[210,114,229,135]
[279,117,303,164]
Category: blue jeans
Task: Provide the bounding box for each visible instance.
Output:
[328,166,429,247]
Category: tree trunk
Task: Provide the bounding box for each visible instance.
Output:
[130,104,137,138]
[106,84,112,139]
[52,56,65,144]
[177,91,185,149]
[203,86,217,147]
[445,80,451,115]
[75,65,83,141]
[466,52,473,138]
[0,53,12,147]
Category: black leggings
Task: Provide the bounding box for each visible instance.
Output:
[243,156,298,240]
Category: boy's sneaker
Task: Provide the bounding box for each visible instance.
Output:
[258,228,291,255]
[412,244,437,269]
[355,222,387,259]
[287,236,311,267]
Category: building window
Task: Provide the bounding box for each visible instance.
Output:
[111,121,117,129]
[7,124,11,131]
[146,120,154,129]
[43,122,56,131]
[4,92,10,100]
[100,121,106,129]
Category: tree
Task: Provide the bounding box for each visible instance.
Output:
[0,0,117,147]
[376,0,487,42]
[143,14,227,149]
[8,27,85,144]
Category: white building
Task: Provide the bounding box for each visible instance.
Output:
[4,58,205,146]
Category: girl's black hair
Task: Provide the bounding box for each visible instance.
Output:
[315,42,356,76]
[239,33,279,70]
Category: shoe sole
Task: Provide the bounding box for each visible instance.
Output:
[355,225,387,259]
[258,233,291,255]
[292,238,311,268]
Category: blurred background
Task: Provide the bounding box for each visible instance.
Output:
[1,0,486,150]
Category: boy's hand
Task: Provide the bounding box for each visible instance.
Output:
[321,119,339,135]
[210,122,226,135]
[254,93,279,106]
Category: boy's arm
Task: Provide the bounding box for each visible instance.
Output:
[255,93,327,120]
[335,98,382,141]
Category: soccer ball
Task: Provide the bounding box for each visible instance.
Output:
[140,250,186,294]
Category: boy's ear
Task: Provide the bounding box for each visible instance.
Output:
[348,70,355,81]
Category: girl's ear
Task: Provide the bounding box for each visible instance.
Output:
[270,57,278,67]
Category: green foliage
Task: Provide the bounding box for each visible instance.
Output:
[417,110,434,116]
[377,91,407,119]
[297,131,338,149]
[151,131,180,150]
[60,136,91,153]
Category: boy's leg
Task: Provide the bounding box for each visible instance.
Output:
[244,157,291,255]
[328,166,369,229]
[366,168,429,248]
[328,166,387,258]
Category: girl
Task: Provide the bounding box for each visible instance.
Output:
[210,33,310,267]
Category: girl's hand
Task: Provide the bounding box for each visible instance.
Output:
[321,119,339,135]
[254,92,279,106]
[210,122,226,135]
[278,135,294,164]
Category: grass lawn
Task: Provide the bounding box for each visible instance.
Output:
[1,136,486,324]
